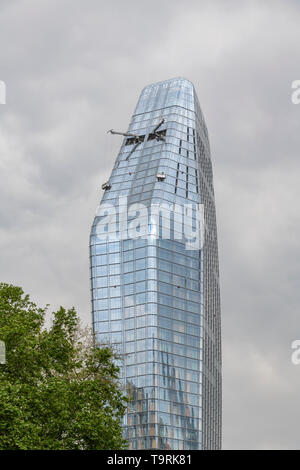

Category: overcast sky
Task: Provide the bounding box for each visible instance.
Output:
[1,0,300,449]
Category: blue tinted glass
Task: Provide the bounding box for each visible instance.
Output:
[90,78,221,450]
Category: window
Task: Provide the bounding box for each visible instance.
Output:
[111,320,122,332]
[111,309,122,320]
[147,129,167,141]
[96,321,109,333]
[124,284,134,295]
[125,135,145,145]
[125,318,135,330]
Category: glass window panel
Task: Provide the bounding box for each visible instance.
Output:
[124,261,134,272]
[136,270,146,281]
[125,318,135,330]
[97,321,109,333]
[137,316,146,328]
[109,264,120,275]
[111,309,122,320]
[136,281,146,293]
[136,259,146,270]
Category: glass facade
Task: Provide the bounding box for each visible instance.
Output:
[90,78,221,450]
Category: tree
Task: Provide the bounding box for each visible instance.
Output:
[0,283,127,450]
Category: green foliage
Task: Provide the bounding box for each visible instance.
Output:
[0,283,127,450]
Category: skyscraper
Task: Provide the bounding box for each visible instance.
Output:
[89,78,221,450]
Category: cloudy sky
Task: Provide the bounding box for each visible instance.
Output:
[1,0,300,449]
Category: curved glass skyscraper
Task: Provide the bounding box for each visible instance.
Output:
[90,78,221,450]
